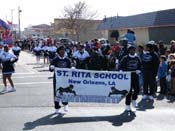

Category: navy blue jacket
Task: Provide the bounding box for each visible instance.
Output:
[119,55,142,71]
[142,52,160,76]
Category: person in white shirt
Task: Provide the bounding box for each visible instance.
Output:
[73,44,90,69]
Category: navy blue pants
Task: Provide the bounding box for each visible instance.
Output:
[125,73,140,105]
[53,75,68,109]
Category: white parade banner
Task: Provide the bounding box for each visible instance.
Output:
[55,68,131,103]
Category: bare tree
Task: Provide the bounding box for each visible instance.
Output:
[61,1,97,41]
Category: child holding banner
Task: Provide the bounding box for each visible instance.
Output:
[119,45,142,112]
[49,45,71,114]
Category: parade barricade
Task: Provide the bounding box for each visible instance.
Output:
[55,68,131,104]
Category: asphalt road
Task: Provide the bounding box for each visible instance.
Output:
[0,51,175,131]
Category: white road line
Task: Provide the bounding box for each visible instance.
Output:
[0,72,52,76]
[0,81,52,86]
[14,72,36,75]
[0,75,52,79]
[14,76,51,78]
[0,72,35,76]
[12,75,52,78]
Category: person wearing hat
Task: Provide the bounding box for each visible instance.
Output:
[119,45,142,112]
[49,45,71,114]
[142,42,160,100]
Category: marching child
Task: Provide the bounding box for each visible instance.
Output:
[119,45,142,111]
[0,45,18,93]
[33,44,42,64]
[49,46,71,114]
[158,55,168,95]
[42,42,49,64]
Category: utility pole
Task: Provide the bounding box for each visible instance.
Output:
[18,6,22,40]
[11,9,14,30]
[11,9,15,39]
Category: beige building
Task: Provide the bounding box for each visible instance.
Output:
[54,18,103,42]
[97,9,175,45]
[23,24,54,39]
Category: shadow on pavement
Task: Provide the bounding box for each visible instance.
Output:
[33,66,45,69]
[0,92,5,95]
[26,63,42,65]
[0,91,15,95]
[136,99,154,111]
[38,69,50,72]
[166,95,175,103]
[156,94,165,100]
[23,111,136,130]
[48,76,53,79]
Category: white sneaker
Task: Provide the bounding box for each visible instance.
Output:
[142,95,148,100]
[125,105,131,111]
[55,109,62,114]
[132,100,138,108]
[64,105,68,112]
[1,87,8,93]
[8,87,16,92]
[148,95,154,100]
